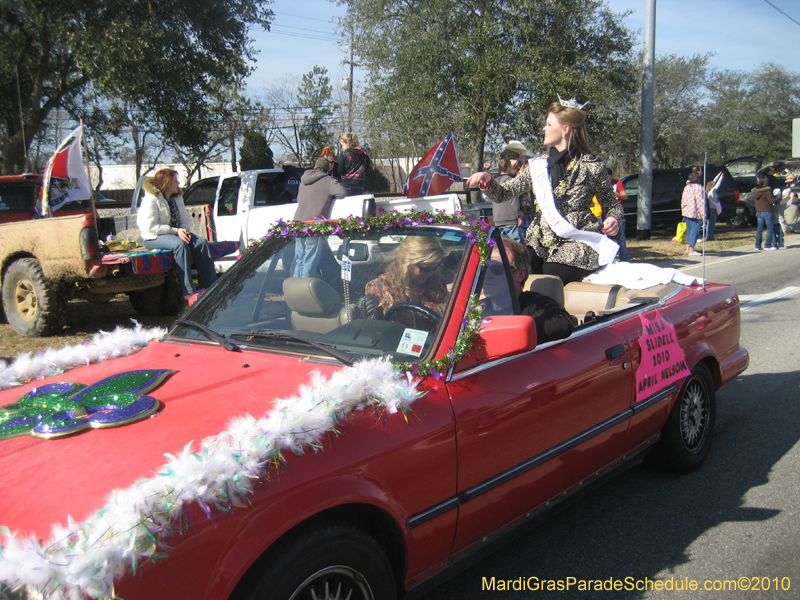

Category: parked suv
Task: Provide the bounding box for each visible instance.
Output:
[621,165,738,231]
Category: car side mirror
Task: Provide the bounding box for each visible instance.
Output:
[456,315,537,371]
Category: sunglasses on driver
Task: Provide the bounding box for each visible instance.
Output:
[487,261,516,276]
[416,262,440,274]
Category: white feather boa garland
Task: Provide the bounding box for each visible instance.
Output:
[0,321,166,390]
[0,357,420,600]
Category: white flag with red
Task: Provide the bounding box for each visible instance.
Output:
[37,125,92,217]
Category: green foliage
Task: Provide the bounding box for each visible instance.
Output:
[606,54,713,171]
[602,58,800,173]
[239,130,274,170]
[365,166,390,192]
[346,0,635,171]
[0,0,273,174]
[704,63,800,163]
[298,66,334,164]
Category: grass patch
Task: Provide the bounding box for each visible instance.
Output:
[626,223,755,262]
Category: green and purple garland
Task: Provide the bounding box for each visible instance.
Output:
[249,209,494,378]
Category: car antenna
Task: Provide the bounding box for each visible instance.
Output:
[701,151,707,291]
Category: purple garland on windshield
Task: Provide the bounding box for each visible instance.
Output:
[247,210,495,378]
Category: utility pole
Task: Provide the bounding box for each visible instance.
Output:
[342,25,358,132]
[347,40,354,132]
[637,0,656,241]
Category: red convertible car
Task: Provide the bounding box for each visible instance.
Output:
[0,212,748,600]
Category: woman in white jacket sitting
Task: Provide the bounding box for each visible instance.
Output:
[136,169,216,299]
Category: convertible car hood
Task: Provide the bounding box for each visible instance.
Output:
[0,339,340,543]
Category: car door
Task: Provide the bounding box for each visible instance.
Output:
[214,174,243,244]
[652,170,683,227]
[244,171,300,242]
[446,259,636,551]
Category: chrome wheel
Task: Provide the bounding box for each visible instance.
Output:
[679,375,708,452]
[289,566,374,600]
[648,364,716,473]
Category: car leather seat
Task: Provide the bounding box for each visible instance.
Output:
[523,274,565,308]
[283,278,355,334]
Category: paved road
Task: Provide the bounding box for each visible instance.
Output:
[420,236,800,600]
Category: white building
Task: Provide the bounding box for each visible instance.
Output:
[90,162,236,191]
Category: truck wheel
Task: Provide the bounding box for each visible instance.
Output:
[2,258,67,337]
[128,271,183,316]
[726,208,749,229]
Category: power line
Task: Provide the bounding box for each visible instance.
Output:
[272,11,338,24]
[268,29,340,42]
[272,23,340,37]
[762,0,800,28]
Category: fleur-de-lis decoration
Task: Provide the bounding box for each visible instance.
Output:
[0,370,173,440]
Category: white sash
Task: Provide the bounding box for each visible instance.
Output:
[529,157,619,266]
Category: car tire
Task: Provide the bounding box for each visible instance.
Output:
[726,209,749,229]
[128,272,183,316]
[2,258,67,337]
[231,525,397,600]
[648,363,716,474]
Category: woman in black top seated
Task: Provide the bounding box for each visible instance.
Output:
[482,238,574,343]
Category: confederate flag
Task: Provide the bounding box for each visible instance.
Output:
[403,133,462,198]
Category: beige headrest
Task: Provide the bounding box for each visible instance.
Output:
[523,274,565,307]
[283,278,340,315]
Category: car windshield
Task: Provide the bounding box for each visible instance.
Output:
[169,226,471,362]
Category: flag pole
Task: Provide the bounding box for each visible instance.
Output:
[16,65,30,172]
[80,119,100,230]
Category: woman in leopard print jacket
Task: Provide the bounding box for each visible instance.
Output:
[467,100,622,284]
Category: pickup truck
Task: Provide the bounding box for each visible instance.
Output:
[0,174,96,224]
[129,168,463,271]
[0,175,200,337]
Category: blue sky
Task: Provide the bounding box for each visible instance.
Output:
[244,0,800,94]
[607,0,800,73]
[245,0,349,94]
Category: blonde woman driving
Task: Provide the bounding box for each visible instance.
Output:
[361,236,448,329]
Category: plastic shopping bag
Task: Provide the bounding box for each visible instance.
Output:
[672,221,687,244]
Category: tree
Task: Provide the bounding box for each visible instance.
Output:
[0,0,273,174]
[106,100,166,181]
[704,63,800,163]
[365,167,390,193]
[298,66,334,161]
[239,130,275,170]
[263,75,305,165]
[344,0,634,172]
[167,87,265,182]
[609,54,713,171]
